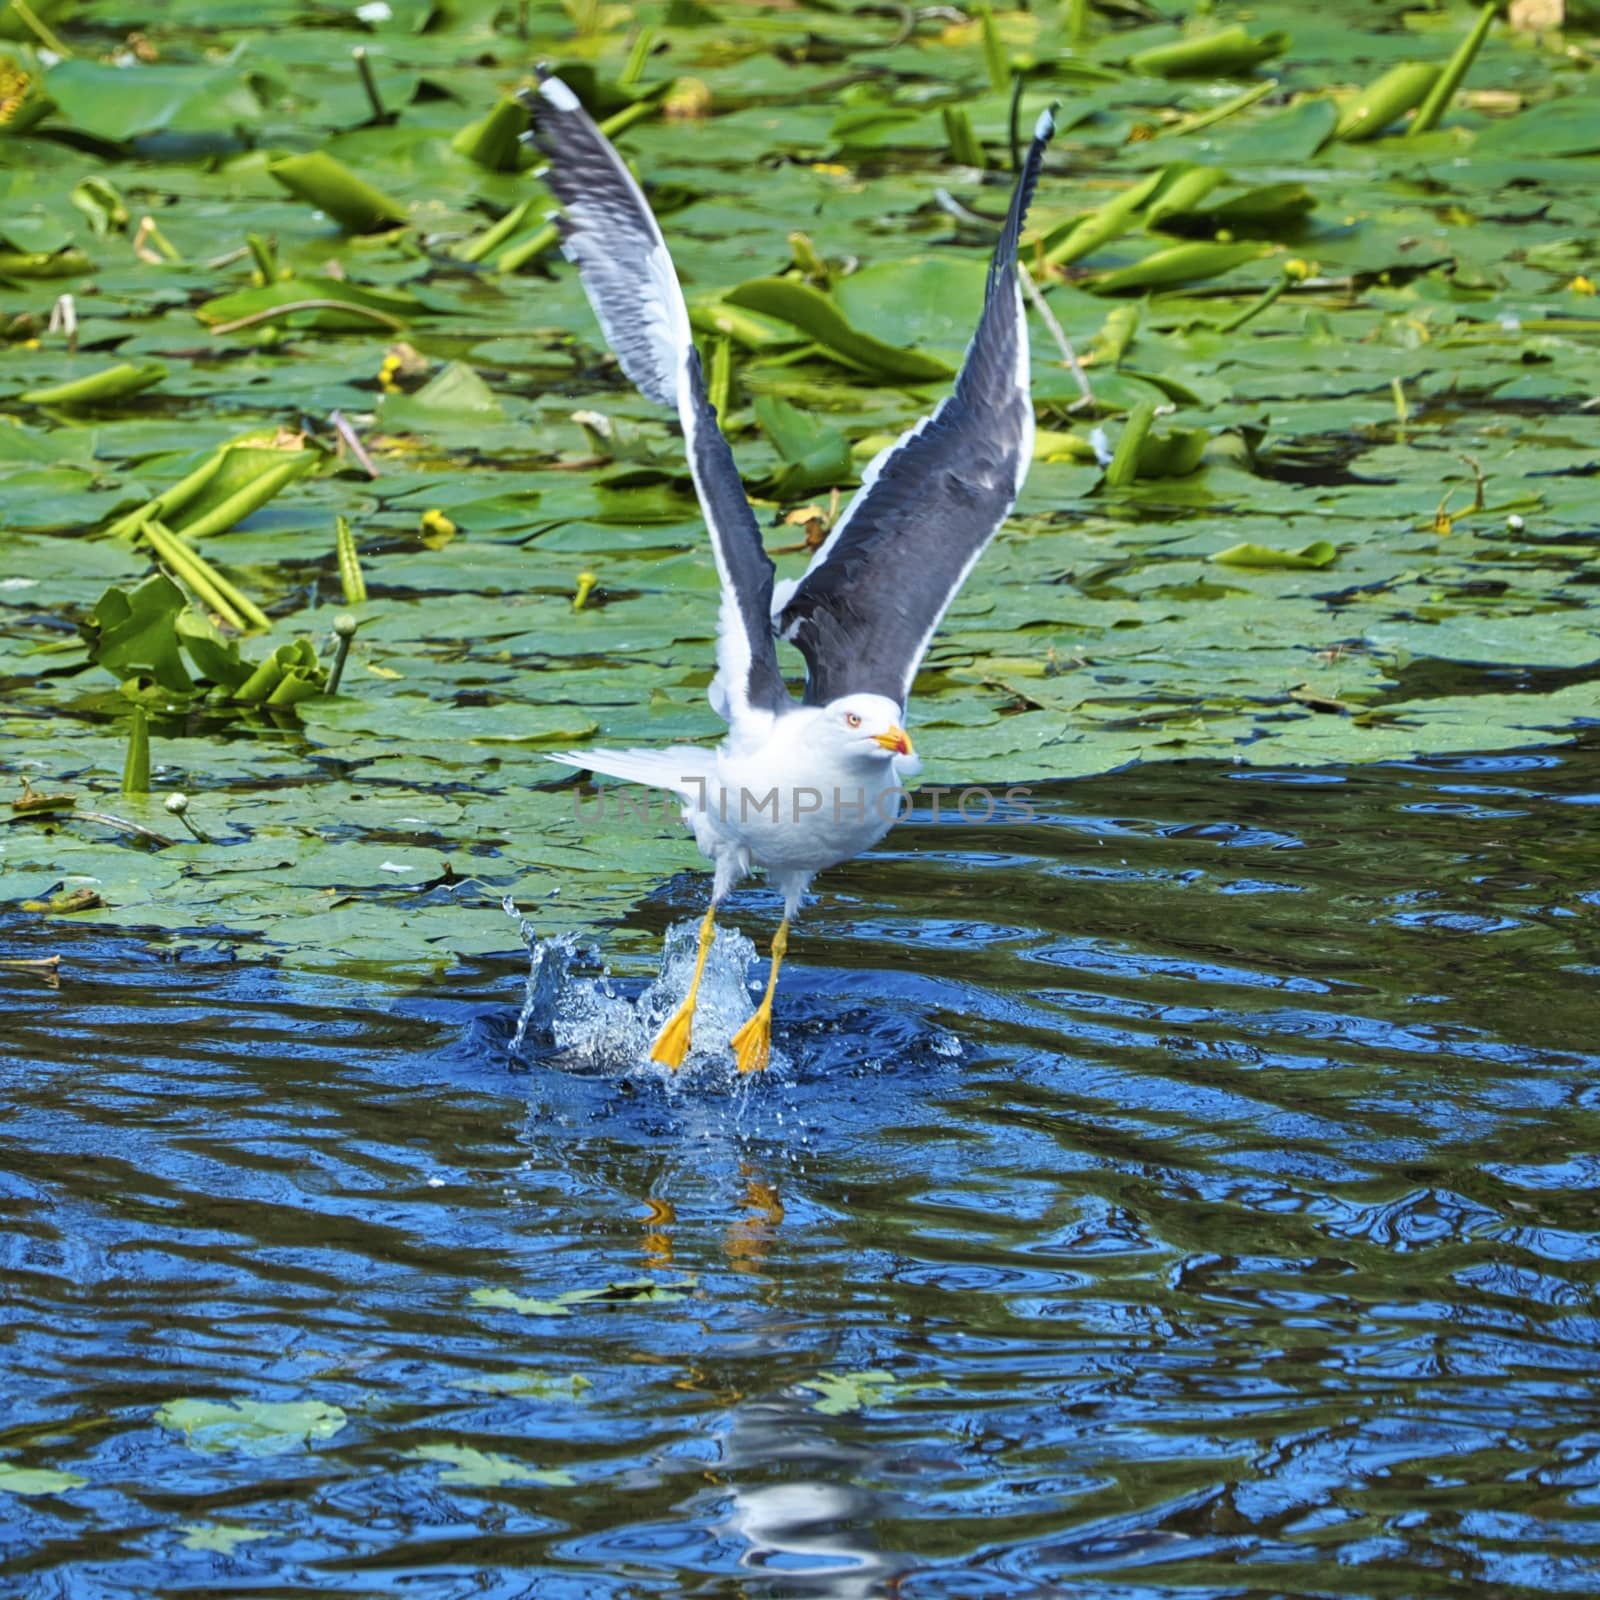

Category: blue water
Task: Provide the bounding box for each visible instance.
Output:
[3,743,1598,1597]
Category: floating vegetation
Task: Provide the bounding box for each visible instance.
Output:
[0,0,1596,969]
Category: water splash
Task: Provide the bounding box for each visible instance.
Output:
[505,898,772,1077]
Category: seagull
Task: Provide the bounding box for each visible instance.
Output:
[522,70,1055,1074]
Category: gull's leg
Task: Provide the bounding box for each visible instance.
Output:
[650,902,717,1069]
[730,918,789,1075]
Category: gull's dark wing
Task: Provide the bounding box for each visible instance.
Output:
[520,70,788,727]
[773,108,1057,711]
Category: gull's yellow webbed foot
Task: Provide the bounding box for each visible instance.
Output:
[729,1009,771,1075]
[650,903,717,1069]
[729,919,788,1075]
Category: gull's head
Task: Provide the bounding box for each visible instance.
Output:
[822,693,916,766]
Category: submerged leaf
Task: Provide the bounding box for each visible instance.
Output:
[455,1369,593,1400]
[154,1398,348,1457]
[0,1462,87,1497]
[178,1524,273,1554]
[472,1279,689,1317]
[407,1445,574,1487]
[797,1369,904,1415]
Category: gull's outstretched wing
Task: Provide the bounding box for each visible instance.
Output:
[520,70,788,729]
[772,108,1057,711]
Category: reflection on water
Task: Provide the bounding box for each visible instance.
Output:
[3,741,1599,1596]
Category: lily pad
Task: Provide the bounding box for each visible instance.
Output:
[178,1524,274,1554]
[1212,539,1339,570]
[471,1279,690,1317]
[0,1462,87,1497]
[796,1369,907,1416]
[723,277,953,383]
[153,1398,349,1457]
[406,1445,574,1487]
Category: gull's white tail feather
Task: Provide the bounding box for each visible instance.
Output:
[548,746,714,800]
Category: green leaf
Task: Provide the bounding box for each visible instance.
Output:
[1126,25,1289,79]
[85,573,193,694]
[196,275,418,334]
[830,255,987,362]
[797,1369,904,1416]
[45,59,260,142]
[1088,240,1268,294]
[1211,539,1338,570]
[1474,95,1600,159]
[471,1279,689,1318]
[0,1462,87,1497]
[267,151,407,232]
[20,363,166,408]
[454,1369,594,1400]
[175,610,254,691]
[378,361,504,424]
[753,393,853,497]
[122,704,150,795]
[722,277,953,382]
[153,1398,348,1457]
[1153,182,1316,238]
[300,695,596,745]
[1104,399,1156,489]
[1332,62,1441,144]
[1205,98,1339,165]
[232,638,326,706]
[178,1524,273,1554]
[407,1445,575,1488]
[452,96,532,171]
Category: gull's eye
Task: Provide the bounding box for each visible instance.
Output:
[845,712,862,729]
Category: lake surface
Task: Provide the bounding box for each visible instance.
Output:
[4,739,1599,1597]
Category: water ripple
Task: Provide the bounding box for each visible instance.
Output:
[2,747,1599,1594]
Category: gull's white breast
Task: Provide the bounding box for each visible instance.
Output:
[687,720,910,874]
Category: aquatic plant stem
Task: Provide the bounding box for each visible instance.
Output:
[207,300,406,337]
[1008,71,1024,173]
[73,811,178,847]
[1217,272,1292,334]
[0,955,61,985]
[104,450,226,542]
[1409,1,1500,137]
[122,707,150,796]
[352,47,387,123]
[327,613,359,695]
[1159,79,1276,140]
[1017,265,1094,410]
[8,0,70,56]
[335,516,368,605]
[141,520,272,631]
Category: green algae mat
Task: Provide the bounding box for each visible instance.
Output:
[1,0,1597,969]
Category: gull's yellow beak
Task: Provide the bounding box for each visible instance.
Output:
[874,724,914,758]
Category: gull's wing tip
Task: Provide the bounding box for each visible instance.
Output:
[517,67,580,116]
